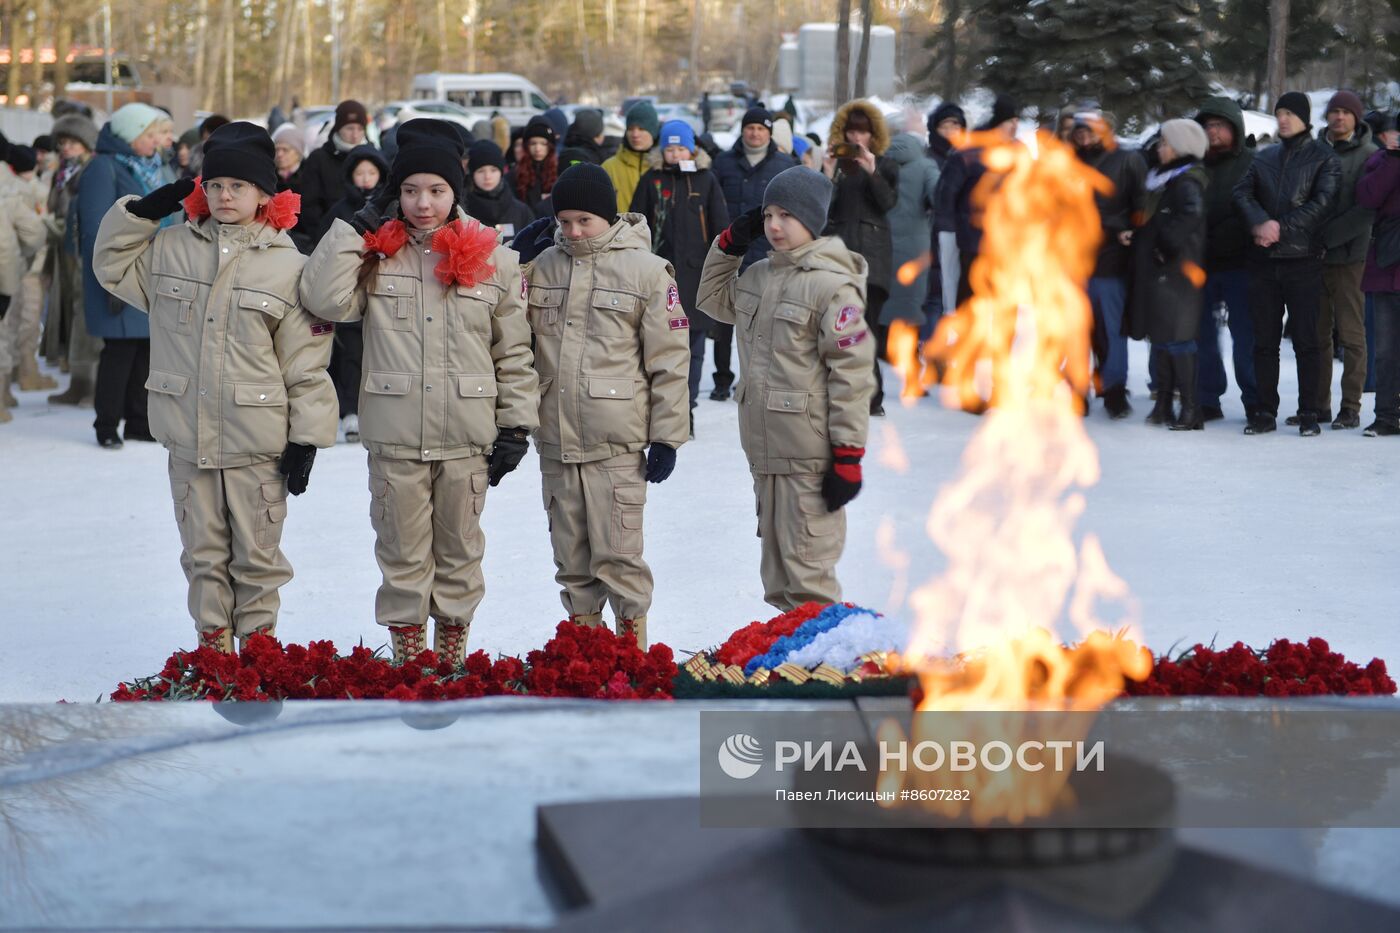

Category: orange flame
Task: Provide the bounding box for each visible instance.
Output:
[881,131,1151,824]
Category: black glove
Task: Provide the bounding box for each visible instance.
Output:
[718,207,765,257]
[127,178,196,221]
[0,294,9,320]
[487,427,530,486]
[820,446,864,512]
[350,188,396,235]
[645,443,677,483]
[278,442,317,496]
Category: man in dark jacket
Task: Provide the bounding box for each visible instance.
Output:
[1194,96,1259,421]
[708,107,798,399]
[1072,107,1148,419]
[926,102,967,325]
[562,109,608,166]
[1313,90,1377,429]
[822,99,899,415]
[1233,91,1342,435]
[296,100,371,246]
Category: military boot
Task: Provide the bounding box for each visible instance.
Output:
[433,621,470,667]
[17,357,57,391]
[389,624,428,663]
[617,616,648,650]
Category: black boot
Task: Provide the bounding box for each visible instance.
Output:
[1145,358,1175,426]
[1169,352,1203,430]
[1103,385,1133,419]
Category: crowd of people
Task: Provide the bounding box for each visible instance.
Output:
[3,83,1398,657]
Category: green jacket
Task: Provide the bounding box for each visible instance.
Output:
[1320,121,1378,265]
[602,147,659,216]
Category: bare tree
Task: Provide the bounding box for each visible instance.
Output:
[1265,0,1289,110]
[853,0,872,98]
[835,0,851,103]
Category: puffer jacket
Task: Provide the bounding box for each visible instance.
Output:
[696,235,875,475]
[0,166,44,297]
[94,199,338,467]
[883,133,940,325]
[1194,97,1255,273]
[629,147,730,333]
[524,213,691,464]
[601,146,658,216]
[823,100,899,302]
[712,139,800,270]
[1234,130,1342,261]
[77,124,152,339]
[1319,121,1378,265]
[301,209,539,460]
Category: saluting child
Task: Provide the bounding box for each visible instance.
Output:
[697,166,875,611]
[300,119,539,664]
[94,122,338,652]
[524,162,691,648]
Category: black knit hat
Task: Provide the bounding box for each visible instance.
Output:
[742,107,774,131]
[978,94,1020,131]
[550,162,617,222]
[202,121,277,194]
[5,144,36,174]
[523,115,557,146]
[468,139,506,173]
[331,99,369,135]
[1276,91,1311,127]
[32,134,53,153]
[391,118,466,197]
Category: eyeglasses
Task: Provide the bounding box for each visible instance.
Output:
[201,180,252,198]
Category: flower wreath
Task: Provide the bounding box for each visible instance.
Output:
[181,176,301,231]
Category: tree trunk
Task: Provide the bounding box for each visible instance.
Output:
[222,0,234,115]
[853,0,872,98]
[1264,0,1289,111]
[301,0,314,106]
[688,0,701,96]
[835,0,851,105]
[54,15,71,97]
[436,0,448,71]
[941,0,960,101]
[5,0,23,107]
[634,0,648,73]
[271,0,296,111]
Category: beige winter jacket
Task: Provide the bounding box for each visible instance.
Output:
[525,213,691,464]
[300,210,539,461]
[697,235,875,474]
[95,198,338,467]
[0,166,44,296]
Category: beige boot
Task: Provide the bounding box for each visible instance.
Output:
[433,621,470,666]
[389,624,428,663]
[616,616,648,650]
[569,612,605,628]
[201,628,235,654]
[238,623,277,652]
[0,406,11,424]
[48,372,94,406]
[2,375,16,408]
[17,357,57,391]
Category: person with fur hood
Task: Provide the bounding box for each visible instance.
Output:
[821,100,899,415]
[630,119,730,431]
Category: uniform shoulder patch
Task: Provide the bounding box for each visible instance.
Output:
[836,329,868,349]
[669,317,690,330]
[834,305,863,332]
[521,273,528,300]
[310,320,335,336]
[666,282,681,312]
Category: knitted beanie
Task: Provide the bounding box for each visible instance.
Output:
[1158,119,1208,161]
[1276,91,1311,127]
[550,162,617,222]
[390,119,466,197]
[202,121,278,194]
[762,166,833,238]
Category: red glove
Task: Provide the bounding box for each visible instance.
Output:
[822,446,864,512]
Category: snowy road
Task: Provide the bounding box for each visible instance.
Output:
[2,340,1397,702]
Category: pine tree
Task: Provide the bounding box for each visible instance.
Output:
[975,0,1214,133]
[1206,0,1340,106]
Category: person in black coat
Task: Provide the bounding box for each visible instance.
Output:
[318,143,389,440]
[709,108,799,400]
[821,100,899,415]
[296,100,372,253]
[1128,120,1210,431]
[465,140,535,242]
[926,102,967,326]
[1233,91,1342,435]
[515,116,558,217]
[630,120,730,429]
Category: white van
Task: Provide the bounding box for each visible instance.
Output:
[410,73,550,128]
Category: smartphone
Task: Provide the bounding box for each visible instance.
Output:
[832,142,862,159]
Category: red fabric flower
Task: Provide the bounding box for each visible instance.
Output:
[182,176,209,220]
[260,189,300,230]
[362,219,409,259]
[431,218,498,288]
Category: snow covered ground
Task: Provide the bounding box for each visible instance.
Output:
[2,338,1398,704]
